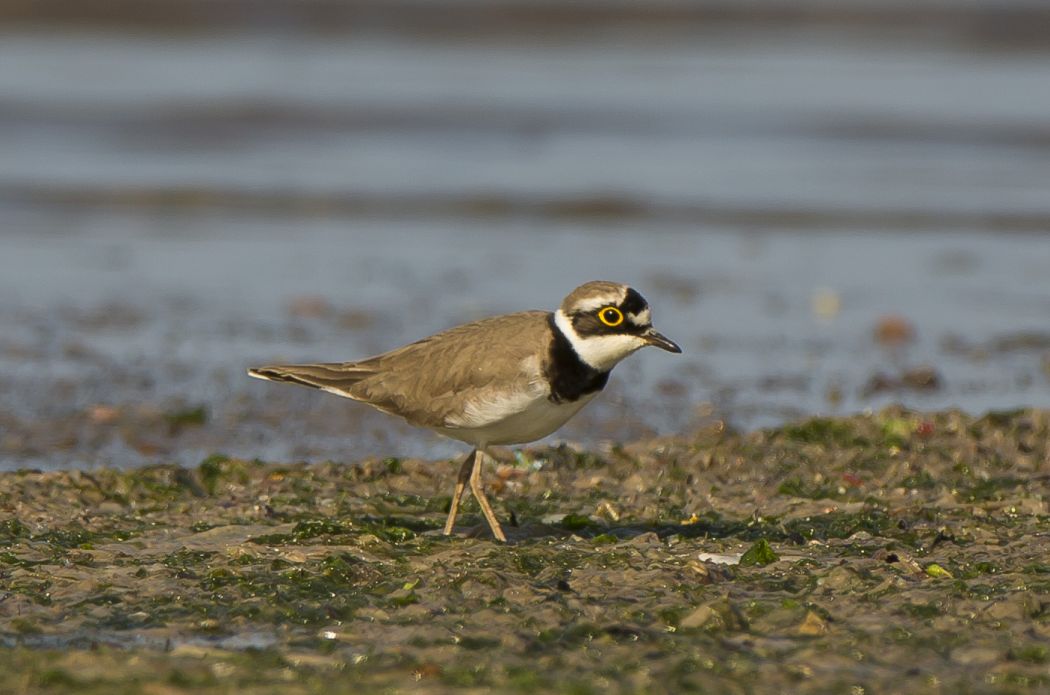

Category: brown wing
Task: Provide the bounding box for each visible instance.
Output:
[249,311,552,428]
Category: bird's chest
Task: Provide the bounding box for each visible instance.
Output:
[490,392,597,445]
[441,387,598,446]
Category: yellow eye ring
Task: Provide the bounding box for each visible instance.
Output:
[598,307,624,327]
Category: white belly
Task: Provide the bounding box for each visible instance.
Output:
[438,391,597,447]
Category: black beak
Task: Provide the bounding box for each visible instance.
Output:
[644,328,682,353]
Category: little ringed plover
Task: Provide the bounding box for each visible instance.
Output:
[249,280,680,542]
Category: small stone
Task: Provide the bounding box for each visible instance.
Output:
[901,367,941,391]
[686,561,710,580]
[697,552,742,566]
[288,296,333,318]
[950,646,1000,666]
[797,610,828,636]
[680,605,715,629]
[873,315,915,346]
[812,288,841,320]
[819,566,863,591]
[285,652,343,669]
[983,598,1026,623]
[595,501,621,521]
[88,405,121,424]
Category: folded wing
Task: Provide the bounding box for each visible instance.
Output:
[248,311,553,429]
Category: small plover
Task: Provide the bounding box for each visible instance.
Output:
[249,281,680,541]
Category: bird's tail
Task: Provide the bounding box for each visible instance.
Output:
[248,363,372,398]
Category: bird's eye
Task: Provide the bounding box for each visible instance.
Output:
[598,307,624,327]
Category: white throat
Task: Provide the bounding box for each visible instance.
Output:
[554,309,646,372]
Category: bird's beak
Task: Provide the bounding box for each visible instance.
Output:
[643,328,682,353]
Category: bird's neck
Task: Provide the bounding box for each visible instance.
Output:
[546,311,610,403]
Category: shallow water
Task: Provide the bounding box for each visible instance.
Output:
[0,11,1048,469]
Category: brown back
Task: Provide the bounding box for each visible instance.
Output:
[250,310,552,428]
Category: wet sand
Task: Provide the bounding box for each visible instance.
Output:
[2,408,1049,693]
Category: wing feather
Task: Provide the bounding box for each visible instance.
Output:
[249,311,553,429]
[248,363,375,398]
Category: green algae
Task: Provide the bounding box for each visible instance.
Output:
[740,538,780,566]
[163,404,209,430]
[250,518,353,544]
[559,513,595,531]
[925,562,953,578]
[0,518,29,541]
[782,417,859,445]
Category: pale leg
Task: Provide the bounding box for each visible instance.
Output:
[443,449,477,536]
[469,449,507,542]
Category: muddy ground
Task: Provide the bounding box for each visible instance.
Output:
[1,407,1049,693]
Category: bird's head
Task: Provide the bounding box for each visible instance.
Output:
[554,280,681,372]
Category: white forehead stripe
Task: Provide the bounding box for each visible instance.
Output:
[628,308,651,326]
[571,294,624,313]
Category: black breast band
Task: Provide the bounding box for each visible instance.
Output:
[545,313,610,403]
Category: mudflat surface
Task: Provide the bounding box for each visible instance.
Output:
[2,408,1049,693]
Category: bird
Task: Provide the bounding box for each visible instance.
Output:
[248,280,681,542]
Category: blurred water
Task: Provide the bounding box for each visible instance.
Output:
[0,13,1048,469]
[3,32,1049,220]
